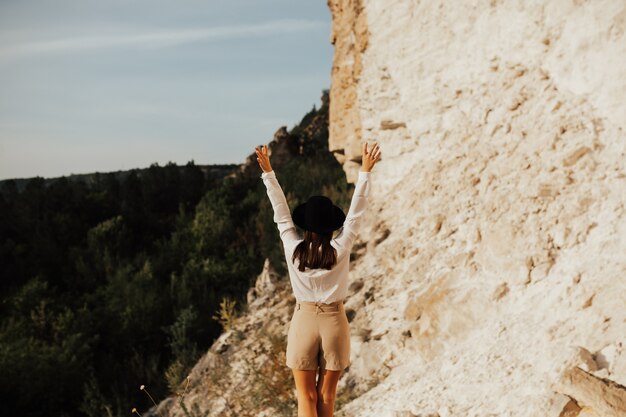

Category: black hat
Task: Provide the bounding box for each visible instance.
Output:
[292,195,346,234]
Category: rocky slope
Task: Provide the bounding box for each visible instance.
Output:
[324,0,626,416]
[148,1,626,416]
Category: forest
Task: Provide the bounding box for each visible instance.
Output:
[0,90,353,417]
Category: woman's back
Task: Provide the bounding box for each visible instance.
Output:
[261,169,372,303]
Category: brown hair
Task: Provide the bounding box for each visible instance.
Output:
[291,230,338,271]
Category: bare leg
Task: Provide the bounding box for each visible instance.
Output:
[316,368,342,417]
[292,368,319,417]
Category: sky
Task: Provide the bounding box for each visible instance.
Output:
[0,0,333,180]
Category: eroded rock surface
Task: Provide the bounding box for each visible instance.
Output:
[325,1,626,416]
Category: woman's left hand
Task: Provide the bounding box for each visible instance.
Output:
[255,144,273,173]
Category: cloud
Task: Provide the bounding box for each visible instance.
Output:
[0,18,324,61]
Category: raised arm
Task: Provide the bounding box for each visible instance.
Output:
[333,170,371,249]
[260,169,300,247]
[334,141,381,249]
[255,145,300,248]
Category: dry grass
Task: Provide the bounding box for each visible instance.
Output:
[211,297,239,332]
[192,323,296,417]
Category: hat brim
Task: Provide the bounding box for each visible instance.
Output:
[293,201,345,233]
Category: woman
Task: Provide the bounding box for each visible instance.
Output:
[256,141,381,417]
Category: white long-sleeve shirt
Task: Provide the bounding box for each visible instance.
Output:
[260,169,371,303]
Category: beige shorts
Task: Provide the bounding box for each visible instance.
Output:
[286,300,351,371]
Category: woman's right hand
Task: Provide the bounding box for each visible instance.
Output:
[361,141,381,172]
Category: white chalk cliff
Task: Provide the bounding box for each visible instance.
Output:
[152,1,626,416]
[325,0,626,415]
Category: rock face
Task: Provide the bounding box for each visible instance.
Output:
[325,0,626,416]
[238,125,300,180]
[327,0,370,177]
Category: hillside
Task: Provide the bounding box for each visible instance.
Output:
[0,90,353,417]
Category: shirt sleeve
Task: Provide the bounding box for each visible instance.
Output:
[334,170,371,249]
[260,170,300,248]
